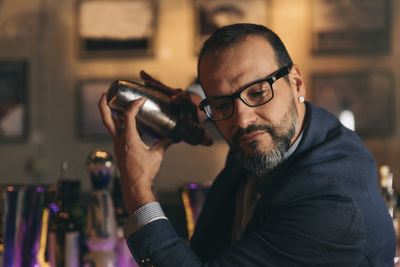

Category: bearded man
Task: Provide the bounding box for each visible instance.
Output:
[99,23,395,266]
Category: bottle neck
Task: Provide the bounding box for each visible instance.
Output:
[57,195,72,212]
[56,180,80,213]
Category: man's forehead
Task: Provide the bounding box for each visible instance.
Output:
[199,36,276,73]
[201,36,273,61]
[199,38,278,96]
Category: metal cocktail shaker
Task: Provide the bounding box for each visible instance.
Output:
[106,80,206,145]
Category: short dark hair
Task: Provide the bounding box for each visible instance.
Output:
[197,23,293,78]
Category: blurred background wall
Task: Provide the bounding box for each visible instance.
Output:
[0,0,399,193]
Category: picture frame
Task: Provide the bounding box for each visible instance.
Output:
[77,0,157,58]
[193,0,269,53]
[76,79,116,141]
[311,0,391,54]
[312,71,395,138]
[0,60,28,143]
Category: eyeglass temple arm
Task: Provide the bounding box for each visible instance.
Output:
[270,66,290,83]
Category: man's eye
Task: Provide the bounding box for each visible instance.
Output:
[248,90,267,98]
[246,88,270,101]
[246,81,272,99]
[213,101,231,111]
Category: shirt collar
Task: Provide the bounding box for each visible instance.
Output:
[283,128,304,161]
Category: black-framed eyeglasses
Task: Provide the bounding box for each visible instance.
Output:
[199,65,292,121]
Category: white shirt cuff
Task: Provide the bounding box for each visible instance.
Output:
[123,202,168,239]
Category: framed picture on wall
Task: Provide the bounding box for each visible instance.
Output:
[76,79,115,141]
[77,0,157,57]
[193,0,270,53]
[0,60,28,143]
[312,71,395,138]
[311,0,391,54]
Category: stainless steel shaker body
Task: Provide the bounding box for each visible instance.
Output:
[107,80,205,145]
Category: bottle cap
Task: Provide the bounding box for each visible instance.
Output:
[86,149,115,190]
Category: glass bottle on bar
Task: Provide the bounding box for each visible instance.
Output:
[112,175,138,266]
[84,149,117,267]
[48,161,81,267]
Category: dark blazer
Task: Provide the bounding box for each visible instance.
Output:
[127,103,395,266]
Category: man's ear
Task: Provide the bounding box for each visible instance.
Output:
[290,64,306,99]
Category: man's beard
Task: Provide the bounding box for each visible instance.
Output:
[231,100,298,174]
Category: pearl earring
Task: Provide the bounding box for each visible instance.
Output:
[298,96,305,103]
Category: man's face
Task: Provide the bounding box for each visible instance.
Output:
[199,36,304,173]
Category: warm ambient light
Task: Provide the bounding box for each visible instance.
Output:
[37,208,50,267]
[95,151,108,158]
[181,189,195,240]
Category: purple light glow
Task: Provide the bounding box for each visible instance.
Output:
[49,203,59,213]
[35,186,44,192]
[188,184,198,189]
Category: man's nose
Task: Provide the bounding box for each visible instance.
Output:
[231,98,257,129]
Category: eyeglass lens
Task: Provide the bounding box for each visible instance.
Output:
[242,80,273,106]
[205,80,273,120]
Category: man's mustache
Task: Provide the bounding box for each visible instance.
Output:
[232,124,276,143]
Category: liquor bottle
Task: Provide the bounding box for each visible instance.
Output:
[379,165,397,218]
[112,175,129,229]
[84,149,117,267]
[48,161,81,267]
[112,176,138,267]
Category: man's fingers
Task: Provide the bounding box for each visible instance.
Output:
[124,97,147,135]
[98,92,117,137]
[140,70,176,95]
[140,70,164,86]
[169,90,188,106]
[201,133,213,146]
[188,92,207,122]
[151,138,173,153]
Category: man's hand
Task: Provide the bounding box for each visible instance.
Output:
[98,93,173,214]
[98,71,212,214]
